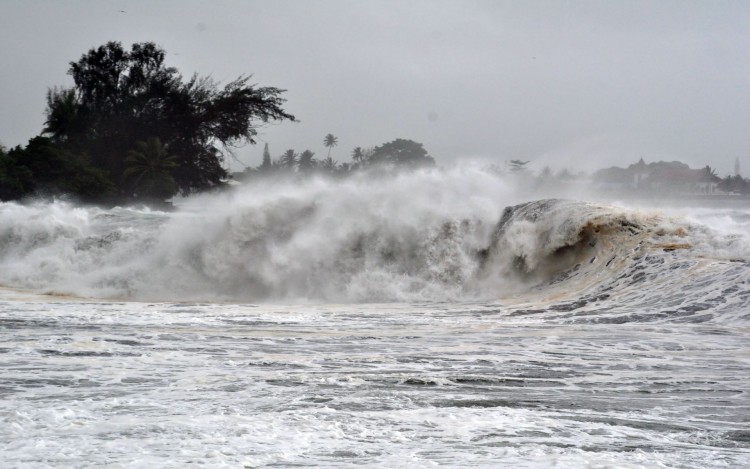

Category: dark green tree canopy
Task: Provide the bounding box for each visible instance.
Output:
[367,138,435,169]
[0,137,114,202]
[124,137,179,201]
[45,41,295,199]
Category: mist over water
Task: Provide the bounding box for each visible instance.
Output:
[4,166,516,302]
[2,164,750,308]
[4,1,750,465]
[2,164,750,467]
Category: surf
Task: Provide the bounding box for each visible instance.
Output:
[1,167,749,317]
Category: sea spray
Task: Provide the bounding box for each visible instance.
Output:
[2,170,750,469]
[1,166,749,308]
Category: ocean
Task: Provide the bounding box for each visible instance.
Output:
[1,168,749,468]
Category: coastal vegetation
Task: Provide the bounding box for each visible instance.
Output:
[591,159,749,196]
[1,41,748,205]
[235,136,436,182]
[1,41,294,204]
[0,41,438,205]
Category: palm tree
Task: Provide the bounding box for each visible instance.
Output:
[123,137,178,200]
[297,150,316,173]
[703,165,719,181]
[351,146,364,164]
[279,149,298,170]
[323,133,338,159]
[319,156,337,172]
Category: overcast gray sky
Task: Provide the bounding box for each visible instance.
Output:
[2,0,749,175]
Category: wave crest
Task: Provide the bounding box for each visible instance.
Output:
[1,170,748,307]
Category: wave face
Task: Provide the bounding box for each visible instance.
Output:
[483,198,750,323]
[2,167,750,315]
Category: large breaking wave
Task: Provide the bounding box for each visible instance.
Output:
[1,166,750,318]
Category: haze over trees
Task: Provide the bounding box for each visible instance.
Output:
[366,139,435,169]
[6,41,746,206]
[297,150,316,173]
[239,136,436,181]
[0,41,439,204]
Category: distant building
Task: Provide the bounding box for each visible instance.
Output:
[593,166,633,191]
[593,159,723,195]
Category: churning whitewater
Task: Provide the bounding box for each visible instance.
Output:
[1,167,749,467]
[2,167,750,308]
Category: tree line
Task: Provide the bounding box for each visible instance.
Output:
[236,135,435,181]
[1,41,437,205]
[1,41,295,205]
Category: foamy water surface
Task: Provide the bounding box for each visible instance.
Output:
[1,170,750,467]
[1,292,749,468]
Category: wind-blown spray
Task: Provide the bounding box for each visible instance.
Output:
[1,166,749,313]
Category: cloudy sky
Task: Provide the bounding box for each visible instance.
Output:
[1,0,749,175]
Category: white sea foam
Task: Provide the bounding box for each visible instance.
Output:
[2,167,750,468]
[1,166,749,310]
[1,297,748,468]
